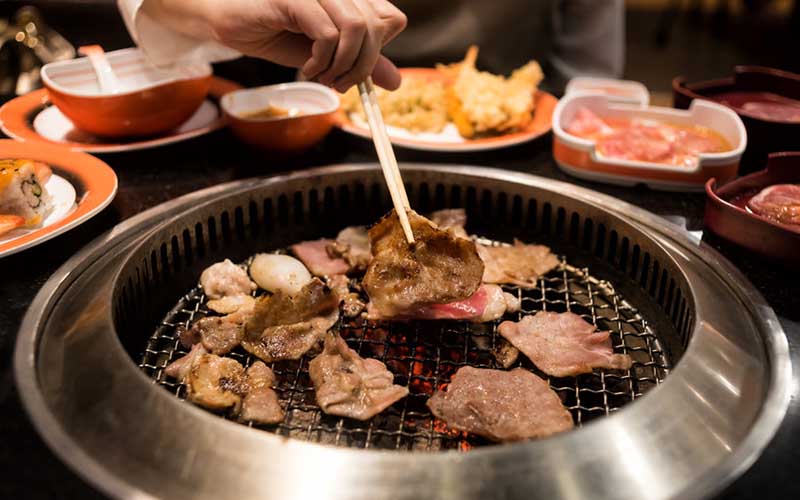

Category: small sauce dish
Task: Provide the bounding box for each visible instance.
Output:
[42,47,212,138]
[221,82,339,152]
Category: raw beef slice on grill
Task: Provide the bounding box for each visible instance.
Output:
[366,284,518,322]
[427,366,573,441]
[363,209,484,317]
[746,184,800,226]
[242,278,340,362]
[498,311,633,377]
[309,333,409,420]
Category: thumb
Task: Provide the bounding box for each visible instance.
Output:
[370,55,401,91]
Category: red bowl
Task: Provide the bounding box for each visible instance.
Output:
[704,151,800,265]
[674,66,800,173]
[221,82,339,152]
[41,48,212,138]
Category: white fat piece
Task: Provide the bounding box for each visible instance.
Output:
[249,253,313,296]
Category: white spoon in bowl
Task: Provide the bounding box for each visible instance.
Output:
[78,45,124,94]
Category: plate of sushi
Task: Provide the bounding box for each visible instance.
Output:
[0,139,117,258]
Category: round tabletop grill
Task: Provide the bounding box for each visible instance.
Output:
[15,165,789,500]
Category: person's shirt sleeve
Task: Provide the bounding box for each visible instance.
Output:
[549,0,625,89]
[117,0,240,66]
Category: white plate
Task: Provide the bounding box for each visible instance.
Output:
[0,174,77,244]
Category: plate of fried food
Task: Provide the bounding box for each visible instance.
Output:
[338,46,558,152]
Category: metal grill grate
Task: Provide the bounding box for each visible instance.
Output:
[139,243,670,452]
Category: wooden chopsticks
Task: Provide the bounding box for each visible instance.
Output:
[357,77,415,244]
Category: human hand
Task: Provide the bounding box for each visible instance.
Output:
[144,0,407,91]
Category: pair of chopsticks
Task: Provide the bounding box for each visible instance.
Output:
[357,77,415,244]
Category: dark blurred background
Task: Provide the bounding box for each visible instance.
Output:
[0,0,798,103]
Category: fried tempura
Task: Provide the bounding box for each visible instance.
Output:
[439,46,543,137]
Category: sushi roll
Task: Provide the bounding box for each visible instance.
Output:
[0,159,53,228]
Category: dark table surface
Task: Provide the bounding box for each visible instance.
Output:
[0,3,798,494]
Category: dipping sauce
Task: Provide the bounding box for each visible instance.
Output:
[240,104,301,120]
[566,107,731,167]
[710,91,800,123]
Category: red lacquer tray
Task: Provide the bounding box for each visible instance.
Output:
[705,151,800,265]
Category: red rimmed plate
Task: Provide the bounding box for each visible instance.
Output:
[0,140,117,258]
[705,151,800,265]
[0,77,241,153]
[336,68,557,152]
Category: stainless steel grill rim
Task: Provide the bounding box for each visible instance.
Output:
[14,164,791,500]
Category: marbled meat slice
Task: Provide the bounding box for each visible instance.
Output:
[427,366,573,441]
[240,361,284,424]
[498,311,633,377]
[477,240,559,287]
[429,208,468,238]
[366,284,517,323]
[291,239,350,276]
[327,226,371,273]
[242,278,339,362]
[199,259,256,299]
[746,184,800,225]
[363,209,484,317]
[309,333,409,420]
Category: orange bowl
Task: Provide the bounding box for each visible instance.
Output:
[221,82,339,152]
[41,48,212,138]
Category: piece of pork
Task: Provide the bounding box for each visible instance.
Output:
[166,346,247,411]
[366,284,516,323]
[177,299,256,355]
[429,208,468,238]
[363,209,484,317]
[199,259,256,299]
[498,311,633,377]
[327,226,371,273]
[240,361,284,424]
[291,239,350,277]
[427,366,573,441]
[242,312,339,362]
[747,184,800,225]
[309,333,409,420]
[165,346,283,421]
[328,274,366,318]
[242,278,339,362]
[207,294,255,315]
[493,339,520,369]
[477,240,559,287]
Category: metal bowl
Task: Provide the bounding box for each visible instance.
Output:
[15,164,790,500]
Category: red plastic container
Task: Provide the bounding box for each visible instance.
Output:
[704,152,800,265]
[674,66,800,173]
